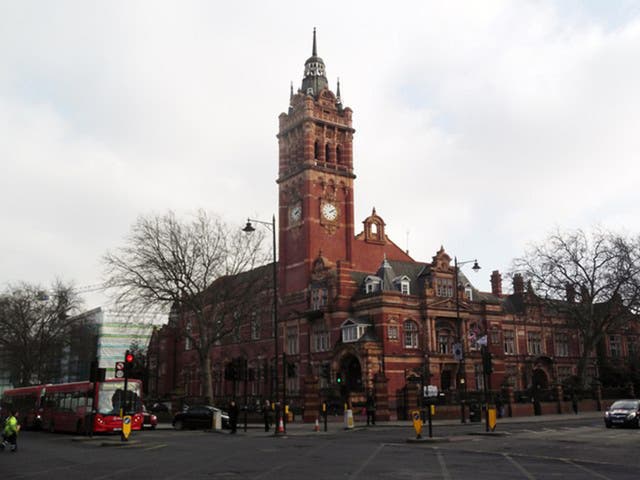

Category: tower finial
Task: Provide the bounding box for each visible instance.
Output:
[290,81,294,100]
[312,27,317,56]
[336,77,342,103]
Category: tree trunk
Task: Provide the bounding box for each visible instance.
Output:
[199,351,214,404]
[576,337,595,388]
[576,355,589,388]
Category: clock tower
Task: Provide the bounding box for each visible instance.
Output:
[277,29,355,298]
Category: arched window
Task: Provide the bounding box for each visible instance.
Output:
[336,145,342,163]
[403,320,418,349]
[325,143,331,163]
[314,141,320,160]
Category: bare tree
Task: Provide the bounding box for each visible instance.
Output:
[103,210,269,404]
[512,228,640,386]
[0,280,83,386]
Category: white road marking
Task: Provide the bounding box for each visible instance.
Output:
[503,453,536,480]
[562,459,613,480]
[436,449,452,480]
[348,443,385,480]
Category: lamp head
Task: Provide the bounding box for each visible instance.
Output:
[472,260,481,272]
[242,220,255,233]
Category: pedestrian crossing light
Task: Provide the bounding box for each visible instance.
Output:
[336,373,343,384]
[124,350,134,377]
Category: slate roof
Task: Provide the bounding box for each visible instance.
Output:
[350,258,502,304]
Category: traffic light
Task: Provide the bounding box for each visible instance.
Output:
[321,364,330,379]
[124,350,135,377]
[336,372,343,385]
[481,346,493,375]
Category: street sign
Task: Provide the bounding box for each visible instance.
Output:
[115,361,125,378]
[122,415,132,441]
[424,385,438,398]
[452,343,463,361]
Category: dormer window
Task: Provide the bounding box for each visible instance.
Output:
[393,275,411,295]
[464,284,473,301]
[364,275,382,294]
[341,318,371,343]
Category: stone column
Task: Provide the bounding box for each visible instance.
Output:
[302,375,320,423]
[502,386,514,417]
[373,373,390,421]
[555,384,563,414]
[592,381,602,411]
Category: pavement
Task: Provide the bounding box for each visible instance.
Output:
[155,410,603,438]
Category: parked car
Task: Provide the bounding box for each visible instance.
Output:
[142,406,158,430]
[604,399,640,428]
[172,405,229,430]
[149,402,170,413]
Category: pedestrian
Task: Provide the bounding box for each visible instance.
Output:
[365,390,376,426]
[495,395,504,418]
[228,400,239,434]
[263,399,272,432]
[1,409,19,453]
[571,393,579,415]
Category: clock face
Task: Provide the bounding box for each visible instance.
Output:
[321,202,338,221]
[289,204,302,223]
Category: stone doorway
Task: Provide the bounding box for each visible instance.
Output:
[340,354,363,393]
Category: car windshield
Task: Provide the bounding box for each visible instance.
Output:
[97,382,142,415]
[610,400,639,410]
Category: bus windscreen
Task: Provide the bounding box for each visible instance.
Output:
[97,381,142,415]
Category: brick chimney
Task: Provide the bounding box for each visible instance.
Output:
[513,273,524,295]
[491,270,503,297]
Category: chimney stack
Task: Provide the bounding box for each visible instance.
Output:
[491,270,503,297]
[513,273,524,295]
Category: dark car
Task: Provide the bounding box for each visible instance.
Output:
[172,405,229,430]
[142,406,158,430]
[604,399,640,428]
[149,402,170,413]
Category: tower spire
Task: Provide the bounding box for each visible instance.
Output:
[336,78,342,102]
[301,28,327,97]
[312,27,317,56]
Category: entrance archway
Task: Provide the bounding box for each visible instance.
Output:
[340,354,363,393]
[441,370,452,391]
[532,368,549,390]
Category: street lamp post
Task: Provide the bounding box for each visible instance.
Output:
[243,215,285,434]
[454,256,480,423]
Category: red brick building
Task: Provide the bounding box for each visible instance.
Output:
[148,31,639,420]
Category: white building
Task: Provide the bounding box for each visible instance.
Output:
[66,307,167,380]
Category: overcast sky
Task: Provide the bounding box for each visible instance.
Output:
[1,0,639,310]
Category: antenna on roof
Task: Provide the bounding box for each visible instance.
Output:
[406,230,410,255]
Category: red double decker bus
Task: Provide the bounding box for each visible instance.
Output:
[1,378,144,434]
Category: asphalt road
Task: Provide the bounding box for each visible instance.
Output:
[2,413,639,479]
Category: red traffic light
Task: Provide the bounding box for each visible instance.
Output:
[125,352,134,363]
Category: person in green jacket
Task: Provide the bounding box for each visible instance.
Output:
[1,409,19,452]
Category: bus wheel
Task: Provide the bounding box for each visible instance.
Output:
[76,420,85,436]
[48,421,55,433]
[174,420,183,430]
